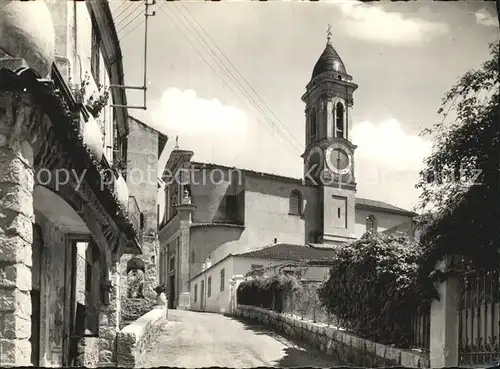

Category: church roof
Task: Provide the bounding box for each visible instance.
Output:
[189,161,417,216]
[311,43,346,79]
[234,243,338,261]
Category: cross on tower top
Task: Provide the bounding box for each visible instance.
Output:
[327,24,332,44]
[174,135,179,150]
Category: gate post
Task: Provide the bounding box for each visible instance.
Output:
[229,275,244,314]
[430,255,460,368]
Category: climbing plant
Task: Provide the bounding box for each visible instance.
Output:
[69,71,110,119]
[317,232,438,348]
[237,274,301,313]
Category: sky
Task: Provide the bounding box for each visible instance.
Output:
[110,0,499,212]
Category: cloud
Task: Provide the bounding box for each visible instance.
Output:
[151,87,252,175]
[351,119,432,211]
[150,87,248,136]
[334,2,449,46]
[475,8,498,27]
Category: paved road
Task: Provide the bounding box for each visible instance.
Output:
[143,309,342,368]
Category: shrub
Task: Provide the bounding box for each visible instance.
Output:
[237,274,301,312]
[317,232,437,348]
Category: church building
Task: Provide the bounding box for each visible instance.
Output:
[158,36,417,311]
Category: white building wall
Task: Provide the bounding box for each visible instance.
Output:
[49,1,115,164]
[354,209,413,238]
[189,256,330,314]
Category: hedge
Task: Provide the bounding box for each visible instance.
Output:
[237,232,438,349]
[318,231,438,348]
[237,274,302,313]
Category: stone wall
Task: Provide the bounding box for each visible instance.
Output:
[234,305,430,368]
[117,305,167,367]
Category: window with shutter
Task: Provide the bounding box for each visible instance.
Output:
[90,14,101,83]
[207,276,212,297]
[289,190,302,215]
[220,269,225,291]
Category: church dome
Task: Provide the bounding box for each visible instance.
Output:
[311,43,346,79]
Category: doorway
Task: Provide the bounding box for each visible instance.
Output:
[169,275,175,309]
[200,280,205,311]
[30,224,43,366]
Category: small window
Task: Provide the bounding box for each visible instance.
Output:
[311,107,317,139]
[335,102,344,139]
[169,256,175,272]
[366,215,377,232]
[207,276,212,298]
[337,207,341,218]
[289,190,302,215]
[220,269,225,292]
[194,284,197,303]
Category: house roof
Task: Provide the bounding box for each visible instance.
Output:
[128,116,168,145]
[234,243,338,261]
[355,198,417,217]
[0,65,140,254]
[189,242,338,281]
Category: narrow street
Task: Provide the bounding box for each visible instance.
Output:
[142,310,342,368]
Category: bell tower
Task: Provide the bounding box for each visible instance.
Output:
[301,27,359,245]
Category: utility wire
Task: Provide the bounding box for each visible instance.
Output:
[177,0,304,152]
[113,2,128,15]
[118,7,144,36]
[116,2,143,30]
[170,3,302,155]
[120,17,145,40]
[170,3,303,154]
[157,3,301,157]
[114,2,135,22]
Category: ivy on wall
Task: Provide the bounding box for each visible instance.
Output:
[317,232,438,348]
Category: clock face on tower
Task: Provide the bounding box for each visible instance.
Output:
[325,145,351,175]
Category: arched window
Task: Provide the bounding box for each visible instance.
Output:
[289,190,302,216]
[311,107,317,139]
[366,215,377,232]
[335,102,344,138]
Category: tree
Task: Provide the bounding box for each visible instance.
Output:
[416,42,500,271]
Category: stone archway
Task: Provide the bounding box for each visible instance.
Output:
[126,257,146,299]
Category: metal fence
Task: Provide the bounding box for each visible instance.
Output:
[409,305,431,351]
[458,269,500,366]
[281,281,346,330]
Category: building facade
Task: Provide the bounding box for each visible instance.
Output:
[120,116,167,305]
[0,1,143,366]
[158,37,417,311]
[190,243,337,313]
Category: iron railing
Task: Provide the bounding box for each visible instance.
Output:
[459,269,500,366]
[409,305,431,351]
